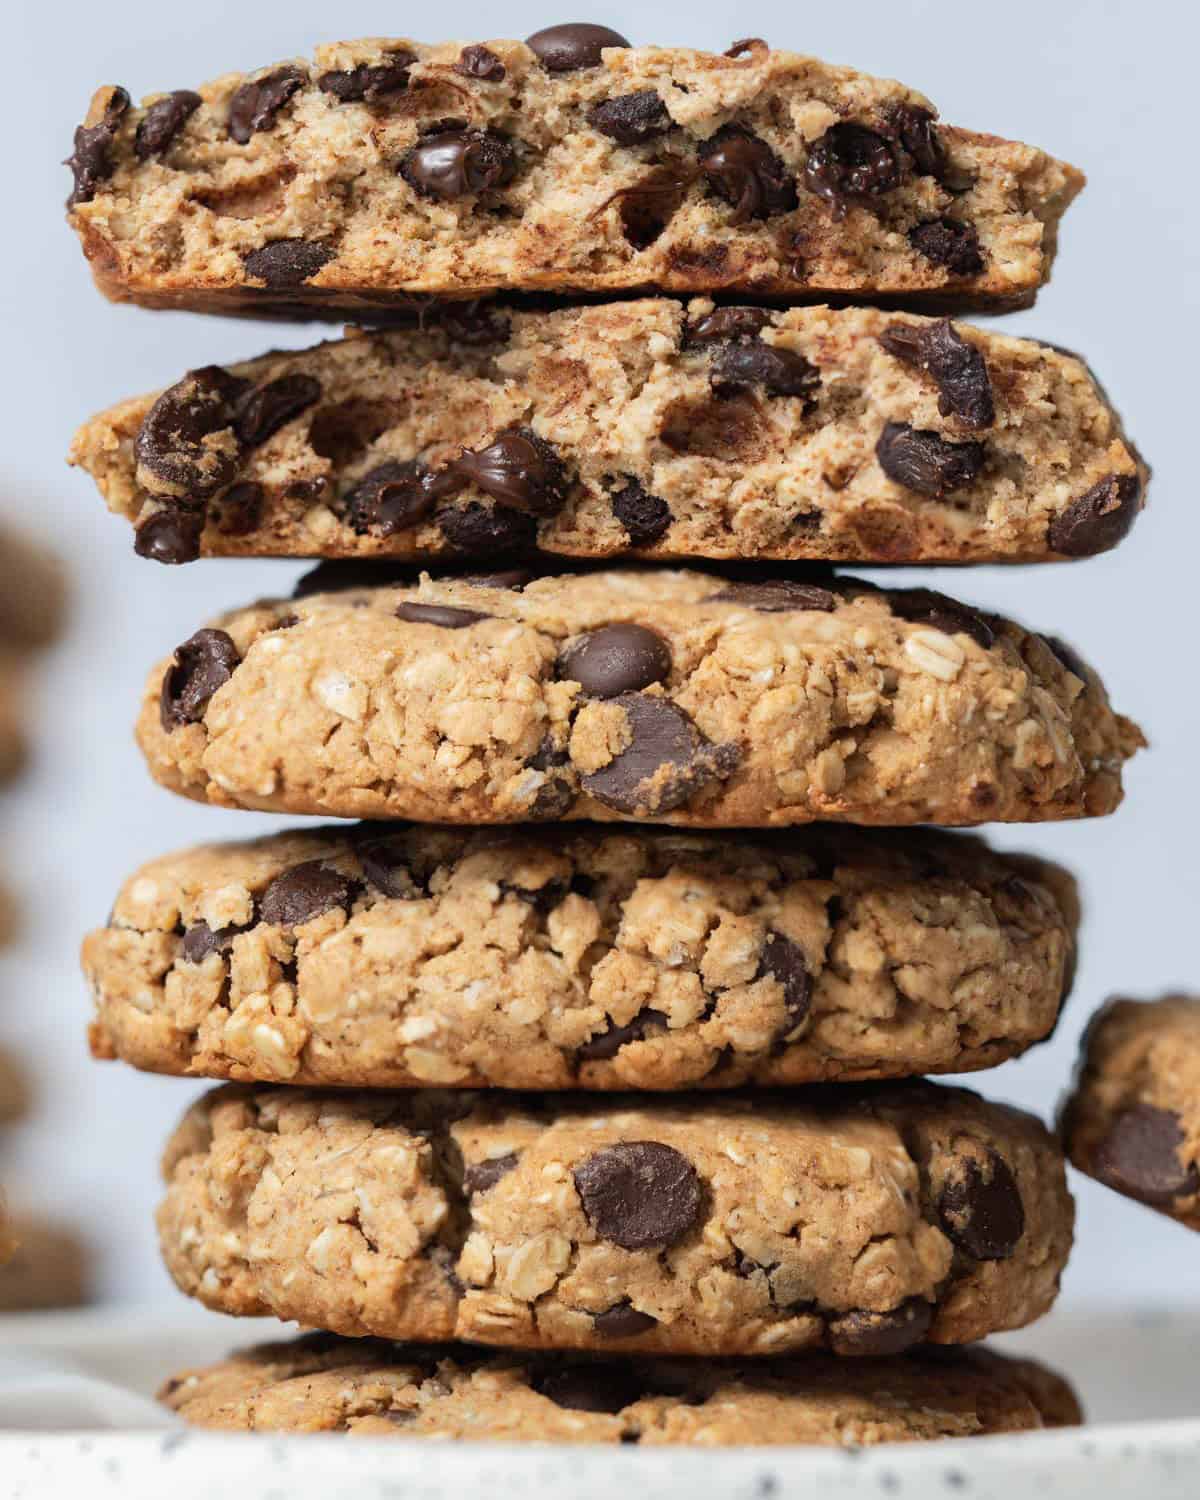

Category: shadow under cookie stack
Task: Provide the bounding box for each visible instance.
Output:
[68,28,1147,1445]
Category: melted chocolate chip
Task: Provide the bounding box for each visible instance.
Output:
[463,1152,520,1194]
[65,86,130,207]
[593,1302,658,1337]
[259,861,354,927]
[936,1149,1025,1260]
[888,103,947,180]
[396,602,489,629]
[134,509,203,565]
[828,1299,934,1356]
[909,218,985,276]
[757,932,812,1035]
[180,921,239,963]
[698,125,796,223]
[574,1141,703,1249]
[228,66,307,144]
[343,461,439,536]
[878,319,995,431]
[580,693,741,816]
[234,375,322,447]
[610,478,671,546]
[454,45,506,82]
[525,23,630,71]
[887,588,995,649]
[532,1363,645,1413]
[135,90,202,159]
[804,124,902,217]
[354,830,424,900]
[135,367,246,497]
[1047,474,1141,557]
[710,340,819,400]
[159,629,240,730]
[1095,1104,1200,1205]
[578,1008,668,1062]
[317,54,414,102]
[704,581,836,613]
[211,481,264,536]
[613,166,691,248]
[561,625,672,698]
[875,422,986,499]
[446,428,569,515]
[436,501,538,555]
[684,306,771,345]
[588,91,670,146]
[243,239,335,288]
[399,125,515,199]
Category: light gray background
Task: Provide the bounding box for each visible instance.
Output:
[0,1,1192,1310]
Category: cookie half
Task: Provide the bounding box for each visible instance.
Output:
[161,1333,1082,1442]
[158,1081,1073,1356]
[135,568,1142,828]
[1061,996,1200,1230]
[66,38,1081,314]
[85,823,1077,1090]
[69,302,1144,568]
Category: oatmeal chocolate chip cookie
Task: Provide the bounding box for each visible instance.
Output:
[0,1045,31,1124]
[133,568,1142,828]
[157,1080,1073,1355]
[69,303,1144,568]
[161,1332,1082,1442]
[84,823,1077,1090]
[0,1218,92,1310]
[65,38,1081,315]
[1061,996,1200,1230]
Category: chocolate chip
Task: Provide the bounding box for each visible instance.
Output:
[610,478,671,546]
[65,85,130,207]
[211,481,264,536]
[909,218,985,276]
[527,737,576,820]
[878,319,995,431]
[876,422,986,499]
[887,588,995,649]
[293,560,419,597]
[887,103,947,181]
[804,124,902,217]
[343,461,439,536]
[704,581,836,613]
[593,1302,657,1337]
[561,625,672,699]
[242,239,335,288]
[710,340,819,400]
[588,91,670,146]
[454,45,506,82]
[435,301,512,346]
[159,628,240,730]
[396,602,489,629]
[317,54,414,103]
[581,693,741,816]
[354,830,424,900]
[180,921,238,963]
[399,124,515,199]
[525,23,630,71]
[228,66,307,143]
[578,1009,668,1062]
[532,1364,644,1413]
[936,1149,1026,1260]
[135,90,202,159]
[436,501,538,555]
[684,306,772,345]
[259,861,354,927]
[757,932,812,1035]
[698,126,797,223]
[1095,1104,1200,1205]
[828,1299,934,1356]
[446,428,569,515]
[612,166,691,248]
[234,375,322,448]
[135,367,245,498]
[1047,474,1141,557]
[574,1141,703,1249]
[463,1152,519,1194]
[134,509,203,565]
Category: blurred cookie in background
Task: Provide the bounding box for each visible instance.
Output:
[0,1216,92,1311]
[0,652,28,785]
[0,1045,31,1125]
[0,523,68,648]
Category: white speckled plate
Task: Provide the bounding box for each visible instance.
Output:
[2,1305,1198,1499]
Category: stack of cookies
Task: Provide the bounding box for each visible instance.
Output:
[68,30,1145,1446]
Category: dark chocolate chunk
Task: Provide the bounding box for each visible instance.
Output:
[875,422,986,499]
[593,1302,658,1337]
[684,306,772,345]
[211,481,264,536]
[259,861,354,928]
[561,625,672,699]
[159,628,240,730]
[135,367,245,498]
[526,737,575,820]
[698,125,797,223]
[827,1298,934,1357]
[757,932,812,1035]
[588,91,670,146]
[463,1152,520,1194]
[234,375,322,448]
[243,239,335,288]
[399,125,516,199]
[343,460,440,536]
[710,340,819,400]
[532,1363,645,1413]
[317,54,415,103]
[1047,474,1141,557]
[135,90,202,159]
[908,218,985,276]
[134,508,203,565]
[804,124,902,217]
[446,428,569,515]
[580,693,741,815]
[525,23,630,71]
[936,1149,1026,1260]
[1094,1104,1200,1206]
[353,830,424,900]
[887,103,947,180]
[228,66,307,144]
[454,45,506,82]
[573,1141,703,1248]
[180,921,238,963]
[704,581,836,613]
[65,85,130,207]
[878,319,995,431]
[436,501,538,555]
[887,587,995,649]
[610,478,671,546]
[578,1009,668,1062]
[395,601,489,629]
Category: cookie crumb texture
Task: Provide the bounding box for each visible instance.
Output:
[1061,996,1200,1230]
[157,1081,1073,1355]
[85,824,1076,1090]
[134,569,1142,828]
[161,1333,1082,1441]
[69,302,1144,568]
[65,39,1082,313]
